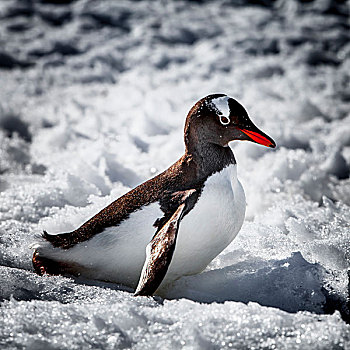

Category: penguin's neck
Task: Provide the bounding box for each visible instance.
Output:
[185,139,236,179]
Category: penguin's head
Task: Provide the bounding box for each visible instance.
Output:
[185,94,276,149]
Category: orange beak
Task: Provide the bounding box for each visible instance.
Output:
[238,128,276,148]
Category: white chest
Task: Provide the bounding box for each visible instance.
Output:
[165,164,246,280]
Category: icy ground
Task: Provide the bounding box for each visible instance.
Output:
[0,0,349,348]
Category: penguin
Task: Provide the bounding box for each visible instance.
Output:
[32,94,276,296]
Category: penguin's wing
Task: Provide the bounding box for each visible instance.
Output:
[134,189,198,296]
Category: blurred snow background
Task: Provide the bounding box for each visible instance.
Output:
[0,0,349,348]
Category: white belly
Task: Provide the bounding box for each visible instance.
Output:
[40,165,246,289]
[162,164,246,286]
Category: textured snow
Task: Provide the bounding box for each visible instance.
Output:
[0,0,349,349]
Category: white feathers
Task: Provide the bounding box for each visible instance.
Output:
[211,96,231,118]
[162,164,246,287]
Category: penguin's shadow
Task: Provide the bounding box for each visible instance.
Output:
[165,251,348,320]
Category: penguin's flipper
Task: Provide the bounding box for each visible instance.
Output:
[134,189,197,296]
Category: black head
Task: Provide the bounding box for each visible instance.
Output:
[184,94,276,152]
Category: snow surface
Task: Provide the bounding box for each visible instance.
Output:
[0,0,349,348]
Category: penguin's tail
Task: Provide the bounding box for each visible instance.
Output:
[40,229,74,249]
[42,230,54,242]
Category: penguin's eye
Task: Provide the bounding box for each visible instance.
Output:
[219,115,230,125]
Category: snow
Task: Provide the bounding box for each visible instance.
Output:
[0,0,349,348]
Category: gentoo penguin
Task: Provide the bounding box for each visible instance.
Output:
[32,94,275,296]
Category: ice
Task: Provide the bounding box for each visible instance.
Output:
[0,0,349,348]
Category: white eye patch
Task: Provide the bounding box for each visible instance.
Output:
[211,96,231,125]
